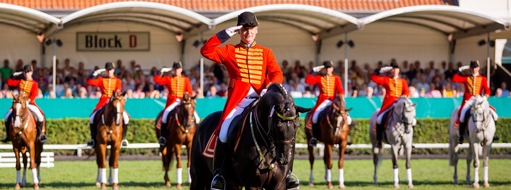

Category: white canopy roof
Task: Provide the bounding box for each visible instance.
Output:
[0,3,60,34]
[361,5,506,40]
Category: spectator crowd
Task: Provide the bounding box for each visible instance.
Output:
[0,58,510,100]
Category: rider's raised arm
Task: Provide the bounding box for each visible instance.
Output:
[153,73,170,85]
[305,71,320,85]
[370,71,387,86]
[6,74,21,87]
[200,28,235,64]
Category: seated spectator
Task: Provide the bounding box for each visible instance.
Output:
[500,82,510,97]
[78,87,87,98]
[408,86,419,98]
[63,88,74,98]
[443,82,456,98]
[495,88,502,97]
[206,84,218,97]
[133,84,145,98]
[366,86,374,98]
[426,84,442,98]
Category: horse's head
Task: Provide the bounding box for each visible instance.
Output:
[393,96,416,131]
[178,92,197,127]
[258,83,310,165]
[330,95,352,128]
[107,91,126,126]
[470,95,490,127]
[11,94,29,128]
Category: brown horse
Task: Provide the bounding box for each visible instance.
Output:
[94,91,126,190]
[9,94,43,190]
[155,92,197,188]
[305,95,351,189]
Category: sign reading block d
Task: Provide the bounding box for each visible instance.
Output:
[76,32,150,51]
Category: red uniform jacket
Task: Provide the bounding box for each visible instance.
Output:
[201,33,283,132]
[371,73,409,115]
[452,73,490,116]
[305,73,344,115]
[7,78,42,113]
[154,75,193,108]
[88,76,122,112]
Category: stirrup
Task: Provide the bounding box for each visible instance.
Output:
[87,139,95,147]
[309,137,317,147]
[39,135,47,143]
[121,139,129,147]
[286,173,300,190]
[458,136,464,144]
[1,137,10,143]
[211,174,225,190]
[158,137,166,146]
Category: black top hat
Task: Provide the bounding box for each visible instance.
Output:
[23,65,33,73]
[172,61,182,69]
[237,11,259,27]
[470,60,480,68]
[105,62,115,70]
[323,61,333,68]
[390,62,400,69]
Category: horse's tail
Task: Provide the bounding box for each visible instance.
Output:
[448,107,459,166]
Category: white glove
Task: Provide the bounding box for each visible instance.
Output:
[225,26,242,37]
[458,65,470,72]
[13,72,22,76]
[379,66,392,73]
[93,69,106,77]
[160,68,172,73]
[312,66,325,72]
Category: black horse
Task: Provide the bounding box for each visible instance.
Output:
[191,83,310,189]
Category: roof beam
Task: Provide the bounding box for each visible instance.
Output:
[451,23,506,40]
[65,19,180,34]
[317,24,360,40]
[381,19,449,35]
[397,15,465,31]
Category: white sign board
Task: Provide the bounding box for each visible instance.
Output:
[76,32,150,51]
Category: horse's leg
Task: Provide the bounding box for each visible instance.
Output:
[186,142,192,184]
[449,135,459,184]
[307,138,315,186]
[21,149,27,187]
[161,144,171,187]
[13,147,21,190]
[390,144,400,188]
[323,144,333,189]
[404,141,413,188]
[372,146,383,185]
[36,142,42,184]
[174,143,183,189]
[97,143,108,190]
[109,140,121,190]
[482,144,490,187]
[466,142,473,185]
[471,140,480,188]
[28,142,40,190]
[338,141,347,189]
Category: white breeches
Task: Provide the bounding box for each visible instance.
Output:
[4,105,44,122]
[219,87,258,143]
[89,110,129,125]
[162,99,181,124]
[312,99,352,125]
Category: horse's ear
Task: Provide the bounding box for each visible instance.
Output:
[346,107,353,112]
[296,105,311,113]
[191,94,197,100]
[121,91,127,97]
[412,103,417,107]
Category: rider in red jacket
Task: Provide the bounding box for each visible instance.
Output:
[305,61,352,146]
[2,65,47,143]
[154,62,198,145]
[201,11,298,190]
[371,63,410,148]
[452,60,496,143]
[86,62,130,147]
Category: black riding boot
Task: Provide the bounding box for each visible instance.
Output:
[375,123,383,148]
[309,123,319,147]
[286,139,300,190]
[159,123,168,146]
[211,140,227,190]
[87,123,96,147]
[2,117,10,142]
[36,121,47,143]
[121,124,129,147]
[458,122,466,144]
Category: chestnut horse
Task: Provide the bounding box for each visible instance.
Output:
[305,95,351,189]
[9,94,43,190]
[155,92,197,188]
[94,91,126,190]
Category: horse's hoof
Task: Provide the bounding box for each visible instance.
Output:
[101,183,107,190]
[308,182,314,187]
[112,184,119,190]
[165,181,171,187]
[473,183,480,189]
[394,183,400,188]
[15,184,20,190]
[339,184,345,189]
[408,184,414,189]
[327,182,333,189]
[34,184,40,190]
[484,182,490,187]
[177,183,182,189]
[96,182,101,188]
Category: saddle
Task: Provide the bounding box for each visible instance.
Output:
[203,99,258,158]
[92,108,106,126]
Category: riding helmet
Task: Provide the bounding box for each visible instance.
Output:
[172,61,183,69]
[323,61,333,68]
[470,60,480,68]
[237,11,259,27]
[105,62,115,70]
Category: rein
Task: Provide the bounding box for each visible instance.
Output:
[173,101,195,134]
[12,102,30,135]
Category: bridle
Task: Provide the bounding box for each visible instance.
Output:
[173,98,196,134]
[470,98,490,132]
[11,97,30,132]
[391,98,415,136]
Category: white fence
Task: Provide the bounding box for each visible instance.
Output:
[0,152,54,168]
[0,143,510,157]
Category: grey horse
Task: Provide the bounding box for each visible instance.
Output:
[449,95,496,188]
[370,96,416,188]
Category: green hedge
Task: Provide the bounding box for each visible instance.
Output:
[0,118,509,155]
